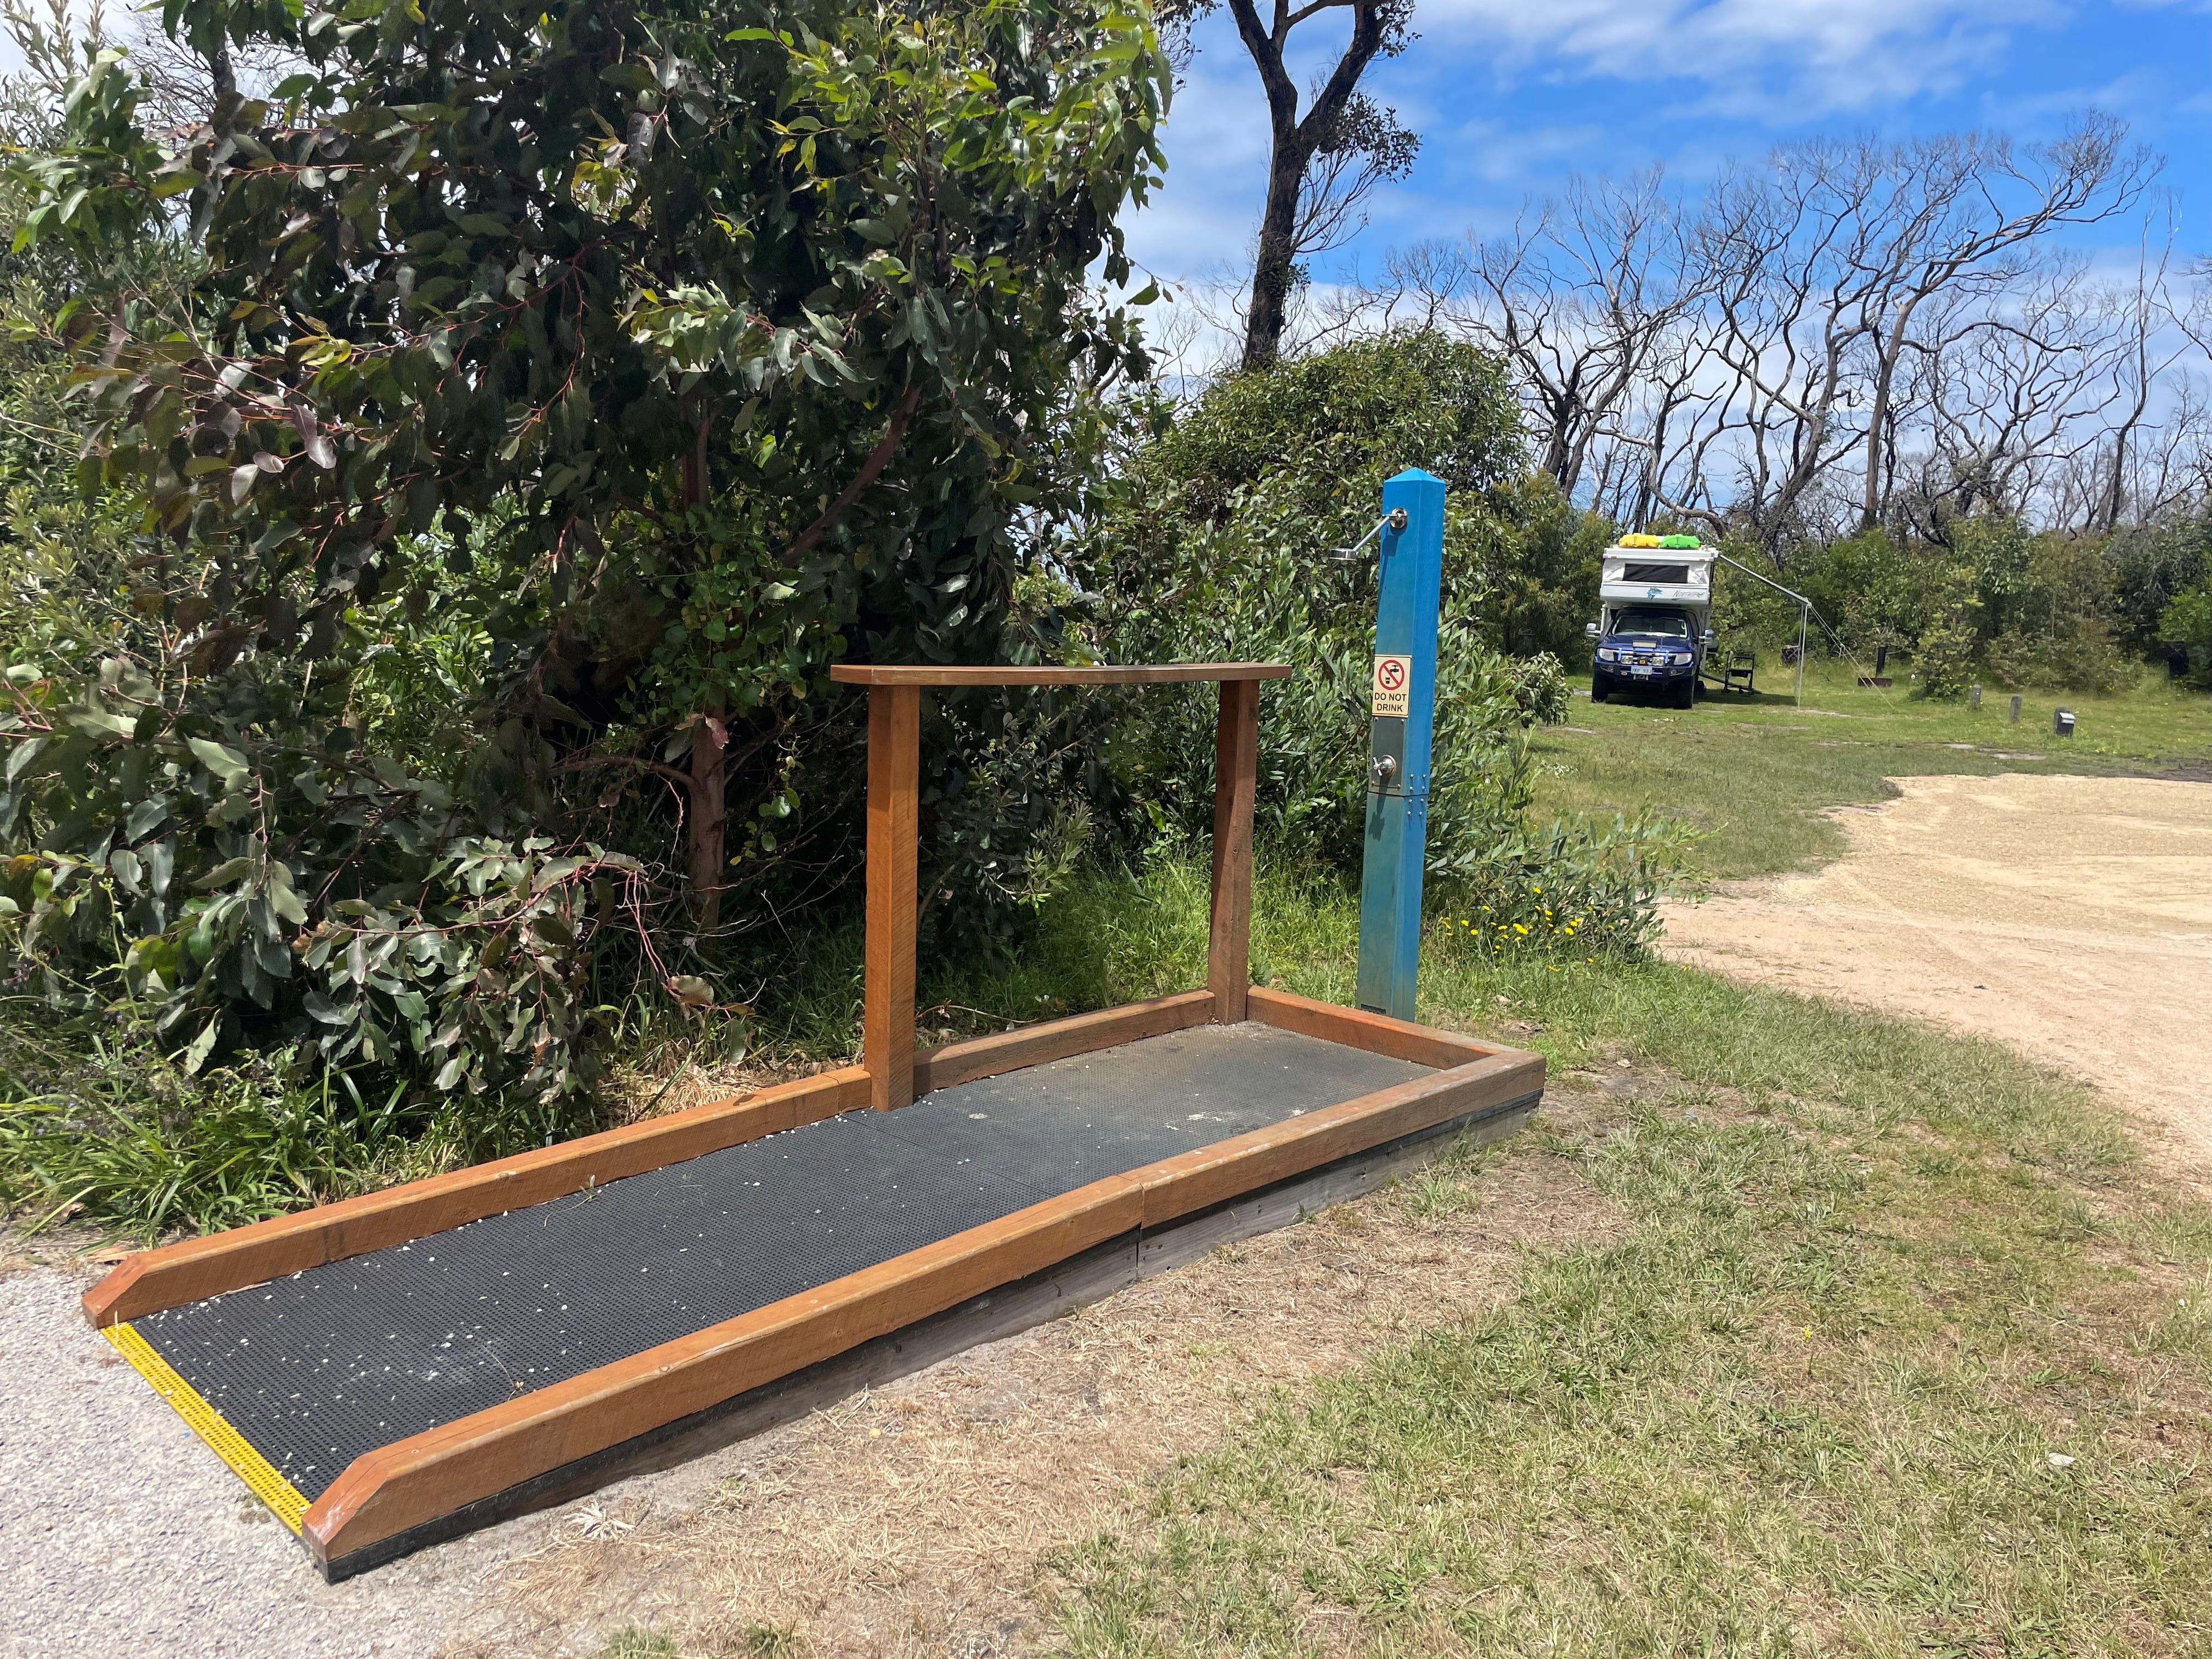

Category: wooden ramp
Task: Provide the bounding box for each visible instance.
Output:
[84,663,1544,1578]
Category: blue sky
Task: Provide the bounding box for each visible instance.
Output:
[1129,0,2212,298]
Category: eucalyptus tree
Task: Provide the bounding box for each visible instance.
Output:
[21,0,1171,925]
[1160,0,1415,371]
[0,0,1166,1116]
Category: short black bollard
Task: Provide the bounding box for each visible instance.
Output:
[2054,708,2075,737]
[2010,695,2023,724]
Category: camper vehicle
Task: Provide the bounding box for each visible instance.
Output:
[1586,541,1716,708]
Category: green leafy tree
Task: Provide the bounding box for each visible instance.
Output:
[1088,329,1555,652]
[1797,528,1929,659]
[1073,331,1684,950]
[2109,517,2210,655]
[20,0,1169,924]
[0,0,1170,1159]
[1912,559,1982,699]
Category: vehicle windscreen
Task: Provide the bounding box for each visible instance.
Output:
[1612,610,1691,639]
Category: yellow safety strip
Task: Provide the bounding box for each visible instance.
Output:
[103,1321,309,1535]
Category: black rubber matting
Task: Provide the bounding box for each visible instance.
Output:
[136,1022,1430,1500]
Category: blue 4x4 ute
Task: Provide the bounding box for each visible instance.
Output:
[1592,606,1699,708]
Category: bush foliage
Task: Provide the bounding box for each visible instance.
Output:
[1075,330,1688,955]
[1711,510,2200,697]
[0,0,1169,1099]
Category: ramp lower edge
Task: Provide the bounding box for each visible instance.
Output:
[103,1321,312,1534]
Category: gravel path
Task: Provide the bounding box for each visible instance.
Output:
[1661,772,2212,1173]
[0,1265,511,1659]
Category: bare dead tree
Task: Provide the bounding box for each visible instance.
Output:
[2086,212,2190,530]
[1891,260,2122,535]
[1213,104,2200,548]
[1589,123,2154,558]
[1326,172,1706,505]
[1677,143,1889,555]
[1614,305,1733,532]
[1453,172,1703,498]
[1837,119,2153,532]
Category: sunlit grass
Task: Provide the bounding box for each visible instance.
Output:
[1041,887,2212,1658]
[1532,662,2212,879]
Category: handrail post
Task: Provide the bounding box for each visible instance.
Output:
[1207,678,1260,1020]
[864,684,921,1110]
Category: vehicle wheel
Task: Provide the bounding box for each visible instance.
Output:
[1590,673,1609,703]
[1673,679,1695,709]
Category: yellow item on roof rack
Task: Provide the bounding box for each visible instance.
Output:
[1618,533,1662,548]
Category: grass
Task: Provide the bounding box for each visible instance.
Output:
[1532,661,2212,879]
[1034,877,2212,1656]
[0,1012,478,1242]
[592,1634,679,1659]
[533,855,2211,1658]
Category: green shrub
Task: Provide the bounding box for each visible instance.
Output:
[1088,330,1599,663]
[1972,526,2137,693]
[2159,583,2212,688]
[2109,517,2210,654]
[0,649,635,1109]
[1983,616,2135,695]
[1911,561,1982,699]
[1073,332,1681,950]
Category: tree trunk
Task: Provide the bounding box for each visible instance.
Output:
[686,706,728,926]
[1226,0,1391,374]
[1242,137,1306,371]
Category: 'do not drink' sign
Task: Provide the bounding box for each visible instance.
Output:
[1372,653,1412,718]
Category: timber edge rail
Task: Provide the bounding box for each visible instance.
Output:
[83,662,1545,1579]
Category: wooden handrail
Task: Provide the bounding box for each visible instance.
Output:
[855,663,1280,1109]
[829,663,1290,686]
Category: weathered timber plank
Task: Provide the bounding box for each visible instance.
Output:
[864,685,921,1112]
[1207,680,1260,1023]
[1133,1049,1545,1227]
[830,664,1291,687]
[910,991,1214,1096]
[1247,984,1499,1069]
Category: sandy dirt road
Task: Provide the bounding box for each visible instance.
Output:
[1660,773,2212,1171]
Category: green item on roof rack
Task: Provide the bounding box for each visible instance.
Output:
[1658,534,1702,550]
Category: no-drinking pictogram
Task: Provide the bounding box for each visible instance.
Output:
[1371,653,1412,717]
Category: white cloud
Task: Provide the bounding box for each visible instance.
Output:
[1968,64,2163,125]
[1127,53,1273,275]
[1418,0,2071,117]
[1446,119,1611,184]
